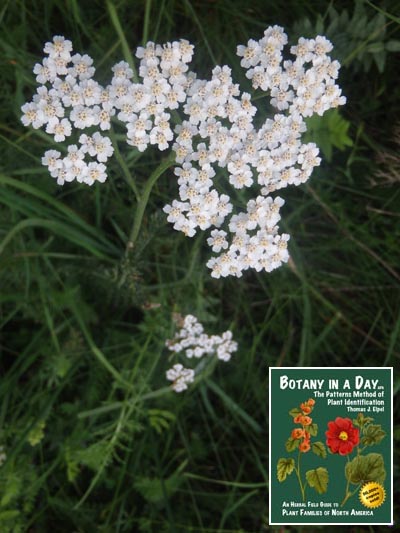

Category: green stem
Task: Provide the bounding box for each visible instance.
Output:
[109,131,140,202]
[341,484,360,507]
[295,449,306,502]
[127,153,175,250]
[340,456,360,507]
[70,300,134,391]
[142,0,152,45]
[106,0,139,82]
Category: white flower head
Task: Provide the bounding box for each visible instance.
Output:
[166,364,195,392]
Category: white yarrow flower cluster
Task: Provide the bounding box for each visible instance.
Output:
[165,364,195,393]
[165,314,238,392]
[164,26,345,278]
[21,35,194,185]
[21,36,114,186]
[22,28,346,278]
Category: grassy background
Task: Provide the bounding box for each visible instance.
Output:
[0,0,399,531]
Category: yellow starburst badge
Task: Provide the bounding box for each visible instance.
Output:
[359,482,385,509]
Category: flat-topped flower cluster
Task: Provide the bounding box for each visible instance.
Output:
[165,314,237,392]
[21,28,346,277]
[21,35,194,185]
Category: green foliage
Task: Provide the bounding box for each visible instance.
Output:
[27,420,46,446]
[134,461,187,505]
[345,453,386,485]
[285,436,300,452]
[293,0,400,73]
[147,408,176,434]
[305,109,353,162]
[289,407,302,417]
[0,0,399,530]
[305,467,329,494]
[0,463,39,533]
[312,441,327,458]
[308,423,318,437]
[361,424,387,447]
[277,458,295,482]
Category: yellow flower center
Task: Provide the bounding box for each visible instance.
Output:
[339,431,348,441]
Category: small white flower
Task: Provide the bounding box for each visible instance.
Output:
[82,132,114,162]
[21,101,43,128]
[42,149,62,173]
[83,161,107,186]
[46,117,72,142]
[44,36,73,60]
[112,61,134,80]
[166,364,195,392]
[69,53,95,80]
[207,229,228,253]
[70,105,96,129]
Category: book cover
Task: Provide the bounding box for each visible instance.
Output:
[269,367,393,525]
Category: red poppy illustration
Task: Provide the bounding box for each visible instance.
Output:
[326,417,360,455]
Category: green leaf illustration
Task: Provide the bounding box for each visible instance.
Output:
[312,441,327,458]
[353,413,374,428]
[361,424,386,446]
[289,407,302,418]
[285,437,300,452]
[308,423,318,437]
[305,467,329,494]
[345,453,386,485]
[277,458,295,482]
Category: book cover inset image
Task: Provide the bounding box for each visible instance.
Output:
[269,367,393,525]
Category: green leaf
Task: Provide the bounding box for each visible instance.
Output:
[345,453,386,485]
[0,474,22,507]
[353,413,374,428]
[0,510,21,521]
[308,423,318,437]
[65,446,80,483]
[312,441,327,458]
[366,42,385,54]
[148,409,176,434]
[277,458,295,482]
[361,424,386,446]
[285,437,300,452]
[304,110,353,162]
[386,40,400,52]
[134,465,185,504]
[74,441,112,472]
[306,467,329,494]
[289,407,302,418]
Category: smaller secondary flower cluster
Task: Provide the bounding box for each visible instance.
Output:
[239,31,344,116]
[21,35,194,185]
[165,314,237,392]
[291,398,316,453]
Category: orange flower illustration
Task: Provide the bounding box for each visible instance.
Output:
[291,428,305,440]
[300,402,312,414]
[298,415,312,426]
[277,398,328,501]
[299,440,311,453]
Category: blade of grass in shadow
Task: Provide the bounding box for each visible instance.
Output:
[142,0,152,45]
[0,218,115,258]
[0,174,119,253]
[106,0,139,82]
[206,380,262,434]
